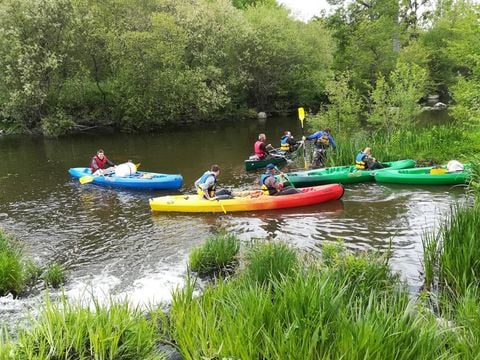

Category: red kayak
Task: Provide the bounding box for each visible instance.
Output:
[150,184,345,213]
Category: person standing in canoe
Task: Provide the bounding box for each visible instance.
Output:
[280,131,299,153]
[90,149,116,175]
[195,164,232,200]
[253,133,274,160]
[260,164,298,196]
[355,147,384,170]
[303,128,336,168]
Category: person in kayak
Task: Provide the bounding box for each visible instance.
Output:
[253,133,275,160]
[195,164,232,200]
[280,131,299,152]
[260,164,298,196]
[90,149,116,175]
[303,128,336,168]
[355,147,384,170]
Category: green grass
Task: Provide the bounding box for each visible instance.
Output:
[243,240,298,285]
[170,241,459,359]
[188,233,240,276]
[12,295,166,359]
[0,231,24,297]
[42,262,66,288]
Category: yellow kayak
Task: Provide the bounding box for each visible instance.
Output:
[149,184,344,213]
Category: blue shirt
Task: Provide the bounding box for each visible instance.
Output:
[305,131,336,149]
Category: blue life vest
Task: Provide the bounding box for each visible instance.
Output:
[260,173,277,195]
[280,135,290,151]
[196,171,217,197]
[355,151,366,170]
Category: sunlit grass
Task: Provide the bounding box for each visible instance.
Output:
[42,262,66,288]
[189,233,240,276]
[170,241,457,359]
[13,295,167,359]
[0,231,24,297]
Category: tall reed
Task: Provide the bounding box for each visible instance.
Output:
[0,231,24,296]
[170,241,453,359]
[13,295,166,359]
[303,124,472,167]
[437,204,480,296]
[188,233,240,276]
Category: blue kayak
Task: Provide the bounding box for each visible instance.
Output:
[68,167,183,190]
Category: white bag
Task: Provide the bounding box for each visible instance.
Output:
[447,160,464,172]
[114,162,137,177]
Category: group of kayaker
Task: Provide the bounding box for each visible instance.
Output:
[253,128,338,168]
[87,127,381,201]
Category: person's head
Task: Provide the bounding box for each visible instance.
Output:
[210,164,220,175]
[266,163,276,173]
[324,128,331,134]
[258,133,266,141]
[363,147,372,155]
[284,131,291,137]
[97,149,105,159]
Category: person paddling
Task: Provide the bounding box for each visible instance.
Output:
[259,164,298,196]
[90,149,115,175]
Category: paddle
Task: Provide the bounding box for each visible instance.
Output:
[275,166,296,189]
[298,107,308,170]
[79,163,141,185]
[210,196,227,214]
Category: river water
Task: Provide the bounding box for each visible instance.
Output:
[0,115,467,328]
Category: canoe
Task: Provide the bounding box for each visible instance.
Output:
[280,159,416,187]
[244,144,304,171]
[149,184,344,213]
[244,155,287,171]
[374,165,471,185]
[68,167,183,190]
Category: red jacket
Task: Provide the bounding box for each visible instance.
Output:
[254,140,266,158]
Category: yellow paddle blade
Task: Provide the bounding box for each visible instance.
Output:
[298,107,305,121]
[79,175,94,184]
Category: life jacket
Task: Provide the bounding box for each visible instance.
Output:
[196,171,217,198]
[254,140,266,158]
[260,173,277,195]
[355,151,367,170]
[280,135,290,151]
[91,155,108,172]
[314,133,330,149]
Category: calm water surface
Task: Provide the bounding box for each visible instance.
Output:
[0,116,467,327]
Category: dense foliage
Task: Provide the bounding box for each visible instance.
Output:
[0,0,478,137]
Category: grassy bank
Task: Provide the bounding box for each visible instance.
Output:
[4,229,480,358]
[301,123,480,167]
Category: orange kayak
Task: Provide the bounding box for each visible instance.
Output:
[150,184,344,213]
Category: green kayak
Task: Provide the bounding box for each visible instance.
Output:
[280,159,416,187]
[374,164,471,185]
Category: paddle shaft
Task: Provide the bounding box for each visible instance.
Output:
[275,166,295,189]
[298,107,308,170]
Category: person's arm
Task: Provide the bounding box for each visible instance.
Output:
[105,157,115,167]
[91,157,100,172]
[305,131,319,141]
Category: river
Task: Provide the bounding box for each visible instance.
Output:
[0,115,467,328]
